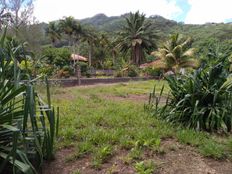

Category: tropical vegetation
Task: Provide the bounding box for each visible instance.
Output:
[0,28,58,173]
[146,48,232,132]
[148,33,198,74]
[116,11,157,65]
[1,2,232,173]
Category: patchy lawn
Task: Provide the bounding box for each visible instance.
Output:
[41,80,232,174]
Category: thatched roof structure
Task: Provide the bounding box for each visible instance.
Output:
[71,54,88,62]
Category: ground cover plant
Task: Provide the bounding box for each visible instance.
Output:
[42,80,232,173]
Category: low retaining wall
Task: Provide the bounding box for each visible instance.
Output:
[48,77,156,87]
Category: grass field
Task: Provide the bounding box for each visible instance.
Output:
[42,80,232,174]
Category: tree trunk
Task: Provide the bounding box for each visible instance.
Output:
[112,51,116,66]
[131,46,135,64]
[131,44,143,65]
[88,44,93,66]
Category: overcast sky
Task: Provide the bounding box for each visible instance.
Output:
[33,0,232,24]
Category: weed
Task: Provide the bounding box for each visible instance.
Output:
[121,155,133,165]
[129,147,143,160]
[75,141,94,158]
[134,160,156,174]
[227,139,232,159]
[106,164,119,174]
[177,129,208,146]
[92,145,113,169]
[199,140,225,159]
[168,144,179,151]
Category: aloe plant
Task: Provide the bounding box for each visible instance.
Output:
[0,27,59,173]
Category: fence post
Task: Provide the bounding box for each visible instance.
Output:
[76,65,81,86]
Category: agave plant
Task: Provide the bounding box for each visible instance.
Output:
[0,28,59,173]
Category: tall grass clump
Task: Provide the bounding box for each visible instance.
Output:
[147,54,232,132]
[0,28,59,173]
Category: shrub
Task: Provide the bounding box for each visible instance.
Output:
[114,70,123,77]
[86,66,93,78]
[143,67,162,78]
[147,56,232,132]
[19,60,33,74]
[128,65,139,77]
[57,65,73,78]
[76,62,88,75]
[102,59,113,69]
[38,64,55,76]
[42,47,71,68]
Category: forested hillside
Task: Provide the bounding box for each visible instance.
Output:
[81,13,232,45]
[24,13,232,48]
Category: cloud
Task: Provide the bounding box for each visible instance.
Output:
[185,0,232,24]
[33,0,182,22]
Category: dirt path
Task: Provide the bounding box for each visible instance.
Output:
[103,94,149,103]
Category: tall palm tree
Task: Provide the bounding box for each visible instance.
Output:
[59,16,82,46]
[108,36,118,65]
[45,21,61,46]
[96,32,109,66]
[116,11,157,65]
[150,33,198,74]
[81,26,98,66]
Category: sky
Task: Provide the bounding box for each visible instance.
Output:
[33,0,232,24]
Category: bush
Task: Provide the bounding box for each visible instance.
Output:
[57,65,73,78]
[19,60,33,73]
[128,65,139,77]
[42,47,71,68]
[102,59,113,69]
[76,62,88,75]
[38,64,55,76]
[147,57,232,132]
[86,66,94,78]
[114,70,123,77]
[143,67,162,77]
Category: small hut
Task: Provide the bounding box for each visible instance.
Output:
[71,54,88,62]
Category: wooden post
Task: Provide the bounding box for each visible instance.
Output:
[76,65,81,86]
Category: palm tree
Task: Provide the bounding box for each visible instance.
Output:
[45,21,61,46]
[108,37,118,65]
[96,32,110,66]
[116,11,157,65]
[59,16,82,46]
[150,33,198,74]
[81,26,98,66]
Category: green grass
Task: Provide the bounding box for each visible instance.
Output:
[41,80,232,169]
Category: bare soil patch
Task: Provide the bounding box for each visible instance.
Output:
[41,139,232,174]
[103,94,149,103]
[102,94,168,105]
